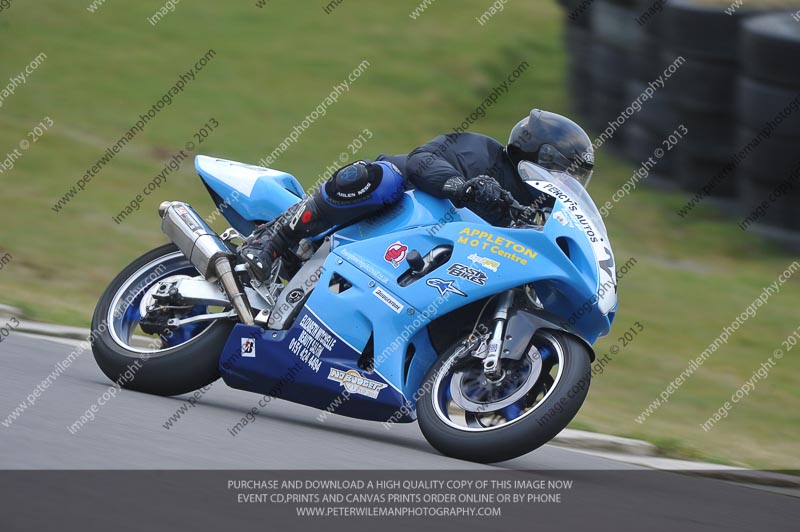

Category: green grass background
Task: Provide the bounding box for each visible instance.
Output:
[0,1,797,468]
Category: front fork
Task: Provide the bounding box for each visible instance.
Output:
[483,290,515,379]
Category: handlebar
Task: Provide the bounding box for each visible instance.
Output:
[465,178,539,226]
[500,190,524,211]
[498,190,541,226]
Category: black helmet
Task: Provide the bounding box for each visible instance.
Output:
[507,109,595,187]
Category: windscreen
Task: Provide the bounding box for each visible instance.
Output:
[518,161,609,241]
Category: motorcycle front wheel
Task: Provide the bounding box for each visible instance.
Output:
[417,330,592,463]
[91,244,234,396]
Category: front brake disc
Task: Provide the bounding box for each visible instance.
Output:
[449,345,543,413]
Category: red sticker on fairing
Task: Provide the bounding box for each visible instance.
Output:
[384,241,408,268]
[301,210,313,224]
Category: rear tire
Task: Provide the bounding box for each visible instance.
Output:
[91,244,235,397]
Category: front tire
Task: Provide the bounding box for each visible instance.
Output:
[417,331,592,463]
[91,244,234,397]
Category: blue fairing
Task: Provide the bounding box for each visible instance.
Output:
[210,157,616,422]
[219,308,415,423]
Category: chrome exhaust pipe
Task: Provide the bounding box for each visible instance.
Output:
[213,257,254,326]
[159,201,254,325]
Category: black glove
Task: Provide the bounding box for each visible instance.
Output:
[464,175,506,205]
[442,176,469,207]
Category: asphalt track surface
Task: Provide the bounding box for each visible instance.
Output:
[0,333,633,470]
[1,333,797,531]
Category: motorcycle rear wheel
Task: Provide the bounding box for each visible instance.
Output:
[91,244,234,396]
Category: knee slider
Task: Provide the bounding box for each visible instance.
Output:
[333,162,372,190]
[325,161,383,205]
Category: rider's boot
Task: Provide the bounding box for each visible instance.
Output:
[238,160,406,282]
[238,196,326,282]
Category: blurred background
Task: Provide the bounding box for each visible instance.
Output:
[0,0,798,468]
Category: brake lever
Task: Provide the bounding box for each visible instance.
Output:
[500,190,522,210]
[509,201,541,226]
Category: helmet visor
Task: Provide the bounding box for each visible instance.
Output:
[537,144,594,188]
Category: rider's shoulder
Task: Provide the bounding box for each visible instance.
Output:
[443,131,502,146]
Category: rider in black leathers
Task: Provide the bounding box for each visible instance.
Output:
[239,109,595,281]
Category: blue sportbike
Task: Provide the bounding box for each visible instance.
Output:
[91,155,617,463]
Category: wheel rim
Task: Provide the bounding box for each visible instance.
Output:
[106,251,218,356]
[431,331,565,432]
[449,347,542,412]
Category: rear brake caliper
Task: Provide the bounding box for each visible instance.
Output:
[138,278,190,334]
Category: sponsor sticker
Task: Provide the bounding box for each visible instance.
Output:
[339,248,389,284]
[538,182,601,243]
[287,314,339,373]
[327,368,388,399]
[426,278,467,297]
[457,228,538,266]
[446,263,487,286]
[552,210,571,227]
[175,205,203,233]
[384,241,408,268]
[373,287,404,314]
[467,253,500,272]
[241,338,256,358]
